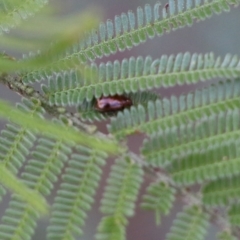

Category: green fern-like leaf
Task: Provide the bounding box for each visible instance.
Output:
[168,140,240,186]
[95,156,143,240]
[0,98,43,201]
[58,0,237,62]
[0,0,239,239]
[217,231,238,240]
[47,146,107,240]
[96,216,126,240]
[0,123,35,200]
[166,206,209,240]
[141,109,240,168]
[109,78,240,139]
[202,175,240,206]
[141,181,176,225]
[44,53,240,106]
[0,196,39,240]
[0,137,72,240]
[0,0,48,34]
[19,0,239,82]
[0,164,48,215]
[228,203,240,226]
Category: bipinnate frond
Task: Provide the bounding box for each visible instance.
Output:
[202,175,240,206]
[0,98,43,201]
[44,53,240,107]
[95,156,143,240]
[140,101,240,174]
[141,108,240,172]
[109,78,240,139]
[0,164,48,215]
[0,99,120,154]
[0,0,48,34]
[59,0,237,62]
[0,1,239,240]
[0,137,72,240]
[167,137,240,186]
[217,231,238,240]
[0,124,34,200]
[141,181,175,225]
[166,206,209,240]
[78,91,159,122]
[0,197,39,240]
[228,203,240,226]
[47,146,107,240]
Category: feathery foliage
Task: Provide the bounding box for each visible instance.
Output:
[44,53,240,107]
[0,98,47,214]
[0,136,72,240]
[109,78,240,139]
[0,0,240,239]
[166,206,209,240]
[95,156,143,240]
[141,181,176,225]
[202,175,240,206]
[217,231,238,240]
[0,98,39,201]
[167,136,240,185]
[0,164,48,215]
[141,108,240,168]
[228,203,240,226]
[48,146,107,240]
[56,0,238,63]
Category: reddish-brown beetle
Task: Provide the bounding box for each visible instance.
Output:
[95,95,132,112]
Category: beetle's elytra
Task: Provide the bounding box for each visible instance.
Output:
[95,95,132,112]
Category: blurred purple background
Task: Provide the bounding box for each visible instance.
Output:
[0,0,240,239]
